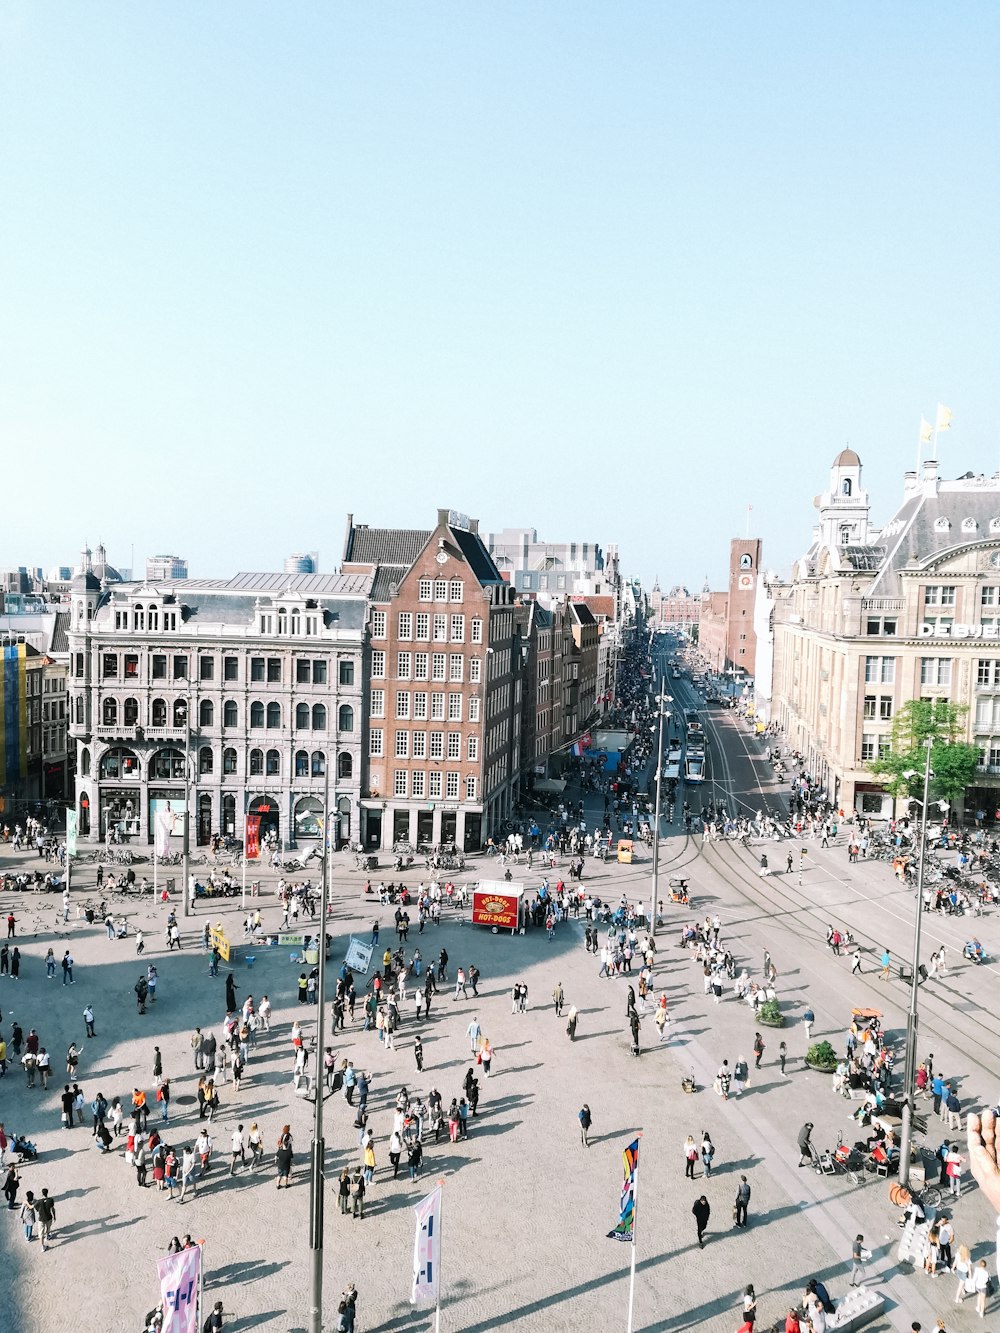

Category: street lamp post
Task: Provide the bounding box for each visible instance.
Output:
[183,699,192,919]
[898,739,933,1189]
[308,763,332,1333]
[649,680,671,939]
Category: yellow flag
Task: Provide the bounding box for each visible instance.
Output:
[935,403,953,432]
[919,417,933,444]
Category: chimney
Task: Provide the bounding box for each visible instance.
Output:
[468,518,479,535]
[437,508,450,527]
[922,458,939,496]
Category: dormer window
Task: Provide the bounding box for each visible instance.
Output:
[840,526,851,544]
[148,605,159,631]
[277,608,288,635]
[841,478,852,497]
[962,517,978,533]
[933,517,951,532]
[134,604,145,630]
[290,610,301,636]
[990,518,1000,534]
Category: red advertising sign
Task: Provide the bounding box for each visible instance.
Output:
[245,815,262,861]
[472,889,520,931]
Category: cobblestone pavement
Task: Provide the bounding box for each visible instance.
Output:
[0,806,995,1332]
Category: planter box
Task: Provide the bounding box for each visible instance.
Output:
[805,1060,837,1073]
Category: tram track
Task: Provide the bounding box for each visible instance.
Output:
[695,699,1000,1095]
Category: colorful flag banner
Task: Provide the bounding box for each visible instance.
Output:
[935,403,953,433]
[607,1138,640,1241]
[156,1244,201,1333]
[65,808,77,858]
[245,815,261,861]
[412,1185,442,1304]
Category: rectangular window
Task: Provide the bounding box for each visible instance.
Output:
[978,659,1000,686]
[469,696,481,723]
[102,653,117,678]
[866,618,881,636]
[398,612,413,640]
[449,654,464,682]
[251,657,265,682]
[469,658,482,683]
[429,771,442,798]
[297,659,311,684]
[432,653,447,681]
[199,656,215,681]
[124,654,139,679]
[413,691,429,720]
[371,609,386,639]
[450,614,465,642]
[412,731,427,759]
[878,736,892,758]
[418,579,433,602]
[338,659,354,686]
[219,656,236,682]
[369,728,384,757]
[449,579,464,602]
[267,658,281,683]
[446,771,460,799]
[397,651,412,680]
[864,655,895,684]
[370,689,385,718]
[312,661,327,685]
[415,612,430,640]
[467,735,479,762]
[173,654,188,680]
[861,733,876,761]
[471,619,483,644]
[448,693,462,721]
[396,691,411,720]
[412,770,426,798]
[447,732,461,760]
[394,769,408,798]
[879,698,894,720]
[395,730,410,758]
[982,587,999,607]
[371,650,386,679]
[924,585,956,606]
[152,654,166,680]
[434,580,448,601]
[883,618,897,636]
[920,657,952,686]
[863,696,876,719]
[433,614,447,642]
[431,693,445,721]
[465,775,477,799]
[430,732,444,759]
[414,652,429,680]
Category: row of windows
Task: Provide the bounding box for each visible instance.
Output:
[393,769,475,800]
[112,605,178,632]
[98,743,354,780]
[98,697,354,732]
[368,650,481,683]
[97,653,354,686]
[375,691,480,723]
[388,613,482,643]
[389,731,479,761]
[257,609,322,636]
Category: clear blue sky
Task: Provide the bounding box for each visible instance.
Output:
[2,3,998,588]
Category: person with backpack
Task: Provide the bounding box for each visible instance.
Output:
[202,1299,224,1331]
[34,1188,56,1249]
[579,1104,592,1147]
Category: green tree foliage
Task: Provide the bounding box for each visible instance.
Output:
[866,699,980,801]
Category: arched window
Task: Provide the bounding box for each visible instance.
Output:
[295,749,309,778]
[296,702,310,729]
[266,702,281,729]
[80,746,91,776]
[223,747,237,775]
[123,697,139,726]
[199,746,214,774]
[312,703,326,731]
[290,611,301,636]
[250,701,264,728]
[134,604,145,630]
[100,746,140,779]
[199,699,214,727]
[173,698,188,728]
[222,793,236,835]
[149,747,184,780]
[152,698,167,727]
[102,697,118,725]
[338,752,353,779]
[277,608,288,635]
[148,606,159,630]
[266,748,280,776]
[312,751,326,777]
[249,748,264,775]
[338,704,354,732]
[79,791,90,836]
[223,700,238,728]
[841,478,852,497]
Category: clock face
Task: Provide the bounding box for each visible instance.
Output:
[990,551,1000,569]
[435,550,448,564]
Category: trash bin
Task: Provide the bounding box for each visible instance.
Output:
[304,946,319,965]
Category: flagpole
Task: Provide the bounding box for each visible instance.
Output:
[435,1179,444,1333]
[626,1140,641,1333]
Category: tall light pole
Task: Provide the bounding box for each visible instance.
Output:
[649,680,671,938]
[898,739,933,1188]
[308,762,332,1333]
[183,697,192,918]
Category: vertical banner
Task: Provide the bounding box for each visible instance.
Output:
[156,1244,202,1333]
[411,1185,442,1305]
[65,809,78,858]
[245,815,261,861]
[607,1138,640,1241]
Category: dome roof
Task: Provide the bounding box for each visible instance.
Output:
[834,448,860,467]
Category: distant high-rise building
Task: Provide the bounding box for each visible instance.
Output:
[284,552,319,575]
[145,554,188,581]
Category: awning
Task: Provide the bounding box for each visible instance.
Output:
[592,730,633,752]
[533,778,566,795]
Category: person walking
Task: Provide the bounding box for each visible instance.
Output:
[83,1005,96,1039]
[413,1036,423,1072]
[802,1009,814,1043]
[879,948,891,981]
[552,982,565,1016]
[692,1195,711,1248]
[734,1174,751,1228]
[20,1190,37,1242]
[579,1104,592,1148]
[849,1234,871,1285]
[466,1017,482,1054]
[700,1131,715,1178]
[753,1032,765,1070]
[684,1135,698,1179]
[778,1041,788,1077]
[35,1188,56,1250]
[61,951,74,985]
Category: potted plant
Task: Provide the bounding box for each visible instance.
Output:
[757,998,784,1027]
[805,1039,838,1073]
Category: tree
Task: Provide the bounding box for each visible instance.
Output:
[866,699,981,802]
